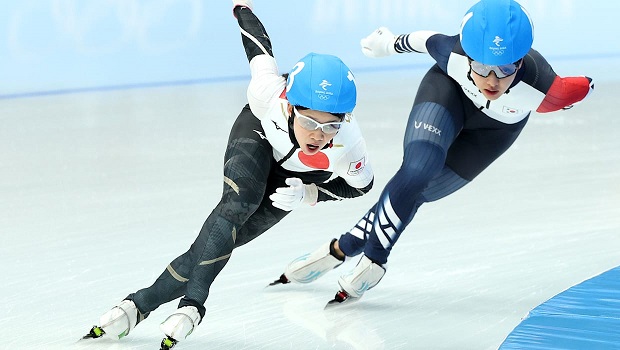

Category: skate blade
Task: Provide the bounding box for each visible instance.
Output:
[266,273,290,287]
[324,291,360,309]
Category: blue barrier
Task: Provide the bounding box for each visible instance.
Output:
[499,266,620,349]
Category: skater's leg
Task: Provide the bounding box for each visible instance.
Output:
[172,106,274,318]
[336,165,468,256]
[129,200,241,316]
[337,66,467,263]
[347,97,462,264]
[128,106,273,317]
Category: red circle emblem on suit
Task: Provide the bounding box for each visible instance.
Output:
[297,151,330,169]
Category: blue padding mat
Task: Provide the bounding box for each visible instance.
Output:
[499,266,620,349]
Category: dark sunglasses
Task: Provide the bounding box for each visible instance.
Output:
[469,59,521,79]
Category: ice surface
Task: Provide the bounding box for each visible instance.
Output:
[1,69,619,349]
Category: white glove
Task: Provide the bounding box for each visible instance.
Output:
[269,178,318,211]
[360,27,398,58]
[232,0,253,10]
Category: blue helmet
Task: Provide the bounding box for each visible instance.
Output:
[460,0,534,65]
[286,53,356,114]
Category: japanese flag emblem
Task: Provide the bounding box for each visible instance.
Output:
[347,157,366,176]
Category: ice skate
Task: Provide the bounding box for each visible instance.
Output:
[269,239,344,286]
[325,255,385,308]
[159,306,201,349]
[82,299,145,340]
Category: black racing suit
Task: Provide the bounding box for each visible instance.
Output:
[127,5,373,320]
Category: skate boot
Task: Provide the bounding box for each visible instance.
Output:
[84,299,146,340]
[270,239,345,285]
[159,306,201,349]
[327,255,386,306]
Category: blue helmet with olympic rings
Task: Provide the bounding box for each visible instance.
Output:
[460,0,534,65]
[286,53,356,114]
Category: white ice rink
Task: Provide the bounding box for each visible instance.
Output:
[1,71,619,349]
[1,1,619,349]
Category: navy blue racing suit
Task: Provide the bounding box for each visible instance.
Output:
[338,32,593,265]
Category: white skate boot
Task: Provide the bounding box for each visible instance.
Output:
[270,239,345,285]
[84,299,145,340]
[328,255,386,305]
[159,306,201,349]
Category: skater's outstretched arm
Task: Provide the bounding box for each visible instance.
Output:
[233,2,273,62]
